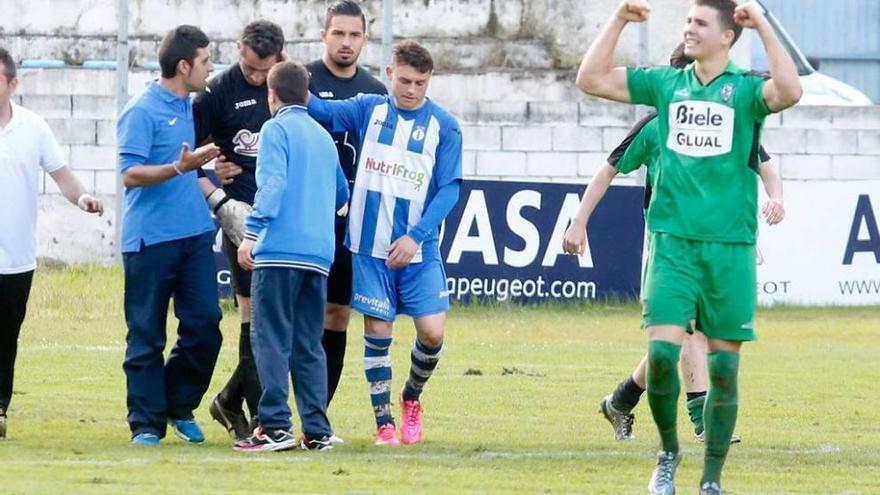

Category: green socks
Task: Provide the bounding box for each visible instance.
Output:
[646,340,682,454]
[701,350,740,486]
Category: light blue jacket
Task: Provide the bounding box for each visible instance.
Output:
[244,104,349,275]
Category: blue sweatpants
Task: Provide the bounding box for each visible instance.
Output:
[251,267,331,437]
[122,232,223,438]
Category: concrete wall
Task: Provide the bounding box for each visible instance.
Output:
[17,67,880,265]
[0,0,719,69]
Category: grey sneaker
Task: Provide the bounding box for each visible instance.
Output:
[599,394,635,440]
[694,430,741,444]
[699,481,722,495]
[0,408,6,440]
[648,450,682,495]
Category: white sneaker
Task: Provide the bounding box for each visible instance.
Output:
[695,430,742,444]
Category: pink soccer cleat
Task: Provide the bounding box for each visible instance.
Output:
[375,422,400,446]
[400,394,423,445]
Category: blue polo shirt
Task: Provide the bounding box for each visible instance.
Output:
[117,81,214,253]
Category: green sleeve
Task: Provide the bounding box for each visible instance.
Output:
[615,122,655,174]
[748,75,772,117]
[626,66,671,106]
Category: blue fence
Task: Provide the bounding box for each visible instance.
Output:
[214,179,648,304]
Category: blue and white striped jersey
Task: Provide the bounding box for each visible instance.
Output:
[308,94,463,262]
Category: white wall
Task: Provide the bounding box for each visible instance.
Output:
[0,0,709,69]
[18,68,880,272]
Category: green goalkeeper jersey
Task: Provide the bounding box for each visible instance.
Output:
[627,61,771,244]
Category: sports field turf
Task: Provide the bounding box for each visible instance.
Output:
[1,265,878,494]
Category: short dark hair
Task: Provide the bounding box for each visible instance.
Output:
[694,0,743,45]
[268,61,310,106]
[393,40,434,73]
[325,0,366,31]
[158,25,210,79]
[241,20,285,59]
[0,47,16,81]
[669,42,693,69]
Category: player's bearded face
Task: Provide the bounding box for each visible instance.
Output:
[682,5,730,60]
[322,15,366,68]
[388,64,431,111]
[184,48,214,92]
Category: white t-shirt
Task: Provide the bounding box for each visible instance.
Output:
[0,101,65,274]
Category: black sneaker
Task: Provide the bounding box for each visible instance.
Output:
[233,426,298,452]
[299,434,334,451]
[0,407,7,440]
[209,395,251,441]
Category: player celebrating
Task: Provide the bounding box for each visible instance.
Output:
[306,40,462,446]
[0,47,103,440]
[117,25,224,446]
[575,1,801,493]
[567,108,782,444]
[192,20,286,442]
[566,44,783,445]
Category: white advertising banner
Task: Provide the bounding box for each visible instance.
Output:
[757,181,880,306]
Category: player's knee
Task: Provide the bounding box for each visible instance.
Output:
[236,295,251,319]
[364,317,393,337]
[324,305,351,330]
[417,330,444,348]
[647,341,680,376]
[707,352,740,393]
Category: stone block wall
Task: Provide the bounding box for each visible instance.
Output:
[15,68,880,265]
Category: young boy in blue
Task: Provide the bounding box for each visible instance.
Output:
[307,40,463,446]
[234,61,349,452]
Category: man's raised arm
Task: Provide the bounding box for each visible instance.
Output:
[575,0,651,103]
[735,2,801,112]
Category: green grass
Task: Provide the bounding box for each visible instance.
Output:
[2,265,879,494]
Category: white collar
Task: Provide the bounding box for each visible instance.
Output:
[0,101,19,132]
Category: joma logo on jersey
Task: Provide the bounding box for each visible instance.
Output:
[234,99,258,110]
[364,156,426,190]
[372,119,393,129]
[667,101,734,157]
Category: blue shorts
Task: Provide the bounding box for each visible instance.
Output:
[351,252,449,321]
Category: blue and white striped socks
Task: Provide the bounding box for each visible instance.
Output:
[364,335,394,427]
[403,339,443,401]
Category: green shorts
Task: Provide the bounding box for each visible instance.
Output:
[642,232,757,341]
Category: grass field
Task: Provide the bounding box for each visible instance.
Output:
[1,265,878,494]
